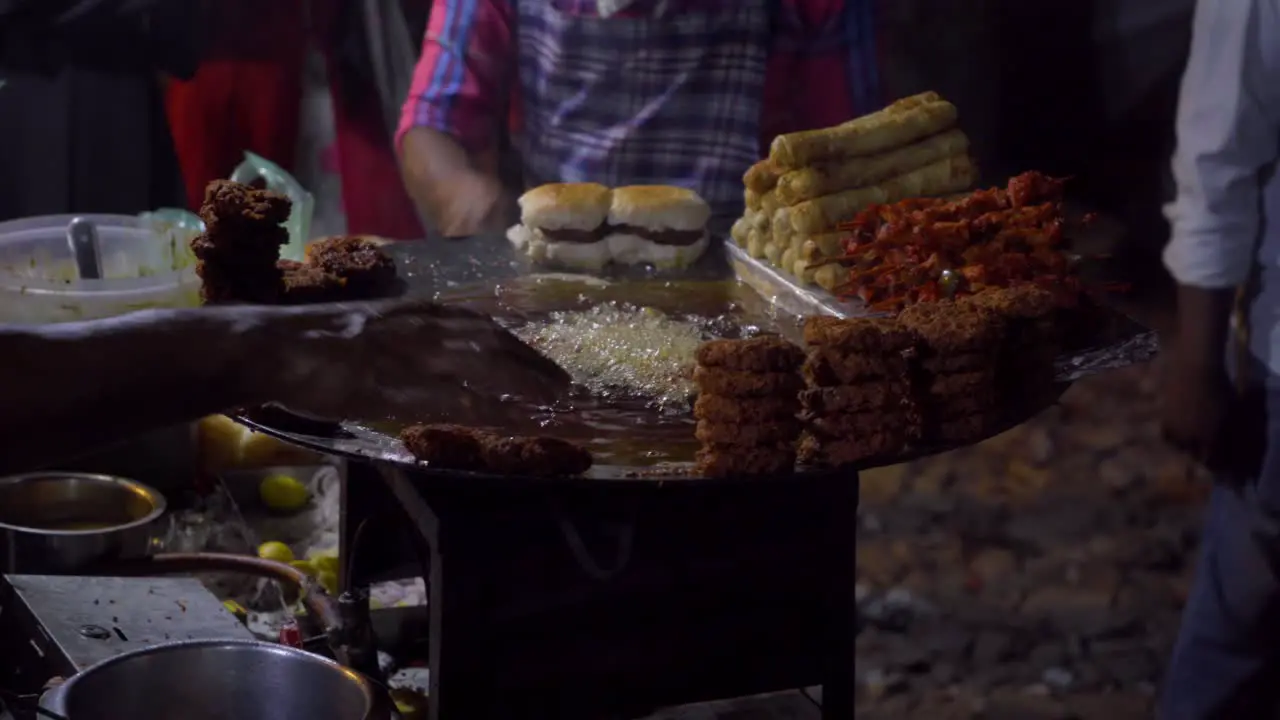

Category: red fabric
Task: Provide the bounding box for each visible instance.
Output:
[165,58,305,210]
[325,64,425,239]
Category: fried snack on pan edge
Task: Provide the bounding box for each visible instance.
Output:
[400,424,592,477]
[190,180,291,305]
[304,236,398,299]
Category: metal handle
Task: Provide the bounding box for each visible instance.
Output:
[66,217,102,280]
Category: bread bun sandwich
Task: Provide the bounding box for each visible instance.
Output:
[508,182,613,271]
[605,185,711,269]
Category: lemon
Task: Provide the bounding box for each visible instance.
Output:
[289,559,317,575]
[316,570,339,595]
[310,552,339,576]
[259,474,309,512]
[196,415,246,472]
[390,690,426,718]
[257,541,294,563]
[240,431,320,468]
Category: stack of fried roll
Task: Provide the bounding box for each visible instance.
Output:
[191,180,291,304]
[898,299,1008,444]
[739,91,980,291]
[692,337,805,477]
[967,285,1063,409]
[798,316,918,467]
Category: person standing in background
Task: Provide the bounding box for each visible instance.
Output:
[0,0,199,220]
[1159,0,1280,717]
[163,0,309,211]
[396,0,878,238]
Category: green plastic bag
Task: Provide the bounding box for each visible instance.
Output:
[230,151,315,262]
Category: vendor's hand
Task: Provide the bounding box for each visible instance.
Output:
[260,300,570,423]
[1160,335,1232,468]
[438,172,507,238]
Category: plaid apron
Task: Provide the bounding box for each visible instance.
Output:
[513,0,769,222]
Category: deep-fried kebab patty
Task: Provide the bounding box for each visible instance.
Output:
[898,300,1005,354]
[965,284,1059,319]
[694,419,801,446]
[692,394,798,424]
[803,315,916,351]
[399,424,486,470]
[921,352,994,374]
[304,236,397,297]
[695,336,804,373]
[400,424,593,477]
[926,392,998,420]
[797,432,905,468]
[802,349,909,387]
[694,445,796,478]
[799,381,912,414]
[190,228,289,259]
[693,366,803,398]
[279,260,350,304]
[200,180,292,226]
[480,435,593,477]
[803,409,919,439]
[927,370,996,397]
[195,262,283,304]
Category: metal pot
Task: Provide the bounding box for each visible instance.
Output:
[0,472,165,573]
[40,639,388,720]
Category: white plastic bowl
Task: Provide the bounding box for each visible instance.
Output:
[0,213,202,323]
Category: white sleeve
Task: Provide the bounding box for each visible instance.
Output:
[1163,0,1280,288]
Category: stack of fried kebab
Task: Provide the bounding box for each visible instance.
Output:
[399,424,593,477]
[897,299,1005,444]
[692,337,805,477]
[731,91,977,289]
[968,284,1063,410]
[190,180,398,305]
[192,180,291,304]
[798,317,919,467]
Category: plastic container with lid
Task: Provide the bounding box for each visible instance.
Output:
[0,212,203,324]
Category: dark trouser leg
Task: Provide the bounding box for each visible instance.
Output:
[1161,482,1280,719]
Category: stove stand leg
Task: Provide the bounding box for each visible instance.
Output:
[821,472,858,720]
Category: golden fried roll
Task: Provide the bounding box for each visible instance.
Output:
[748,208,770,231]
[744,159,783,192]
[693,394,799,424]
[694,366,804,398]
[695,445,797,478]
[747,228,769,259]
[730,217,752,247]
[798,231,846,263]
[400,424,486,470]
[788,153,977,234]
[803,316,916,351]
[813,263,844,293]
[792,258,817,285]
[760,189,781,217]
[763,240,783,266]
[769,96,958,169]
[696,336,805,373]
[799,381,911,414]
[802,349,909,386]
[898,299,1006,354]
[745,188,762,212]
[695,420,802,446]
[772,207,793,244]
[780,247,798,277]
[775,129,971,205]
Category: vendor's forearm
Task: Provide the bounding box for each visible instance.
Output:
[1174,284,1236,370]
[399,126,496,229]
[0,308,266,475]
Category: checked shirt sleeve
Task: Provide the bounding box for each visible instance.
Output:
[395,0,515,156]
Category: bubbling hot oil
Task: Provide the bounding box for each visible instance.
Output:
[513,303,722,413]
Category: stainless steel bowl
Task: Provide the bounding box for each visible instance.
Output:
[40,639,386,720]
[0,472,165,573]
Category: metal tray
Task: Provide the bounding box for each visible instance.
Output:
[234,234,1157,486]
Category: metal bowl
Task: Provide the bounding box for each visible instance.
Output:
[40,639,386,720]
[0,472,165,573]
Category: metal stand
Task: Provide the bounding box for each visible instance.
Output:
[341,463,858,720]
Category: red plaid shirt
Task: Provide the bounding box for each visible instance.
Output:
[396,0,881,159]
